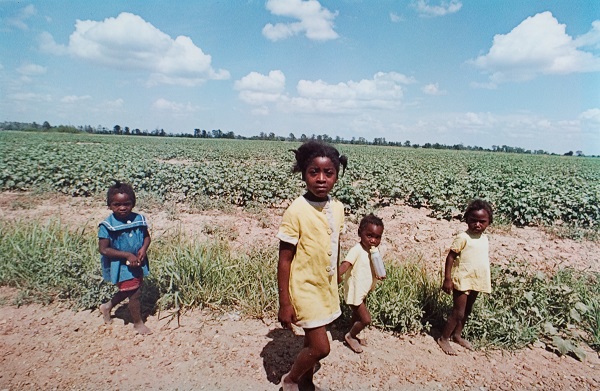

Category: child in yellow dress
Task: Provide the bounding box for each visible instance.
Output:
[339,213,385,353]
[277,140,348,391]
[437,199,493,355]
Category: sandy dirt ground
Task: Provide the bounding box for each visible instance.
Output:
[0,192,599,391]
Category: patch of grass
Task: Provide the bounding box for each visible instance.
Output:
[545,224,600,242]
[201,221,238,241]
[1,218,598,356]
[187,194,235,213]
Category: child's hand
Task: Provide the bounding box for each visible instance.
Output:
[278,304,297,330]
[137,248,147,265]
[125,253,140,267]
[441,277,453,294]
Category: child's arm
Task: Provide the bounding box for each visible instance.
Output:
[99,239,139,266]
[338,261,352,284]
[277,241,297,329]
[441,251,458,294]
[136,230,151,264]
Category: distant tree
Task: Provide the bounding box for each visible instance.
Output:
[42,121,51,130]
[124,126,130,135]
[576,150,584,157]
[113,125,121,135]
[288,133,296,141]
[564,151,574,156]
[194,128,201,138]
[300,134,308,142]
[404,140,411,147]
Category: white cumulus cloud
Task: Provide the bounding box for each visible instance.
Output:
[17,63,47,76]
[235,70,287,105]
[236,71,416,115]
[413,0,462,17]
[579,108,600,123]
[5,4,36,30]
[152,98,200,113]
[471,12,600,83]
[422,82,446,95]
[291,72,415,113]
[39,12,229,86]
[263,0,339,41]
[60,95,91,103]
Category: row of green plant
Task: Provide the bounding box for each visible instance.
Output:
[2,132,599,230]
[0,219,597,359]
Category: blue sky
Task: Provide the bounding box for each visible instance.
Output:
[1,0,599,154]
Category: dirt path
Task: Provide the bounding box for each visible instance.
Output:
[0,291,598,391]
[0,192,599,390]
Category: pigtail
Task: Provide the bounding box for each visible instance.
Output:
[339,154,348,177]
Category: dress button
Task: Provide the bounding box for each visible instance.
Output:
[326,266,332,272]
[327,229,332,234]
[327,250,332,256]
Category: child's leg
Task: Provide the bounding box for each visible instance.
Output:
[282,326,330,390]
[127,288,152,335]
[451,291,479,350]
[437,290,468,355]
[345,303,371,353]
[99,290,133,324]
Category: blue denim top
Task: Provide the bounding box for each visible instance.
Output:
[98,212,150,284]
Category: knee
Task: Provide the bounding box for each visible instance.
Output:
[363,312,372,326]
[451,308,466,320]
[309,344,330,360]
[314,346,330,360]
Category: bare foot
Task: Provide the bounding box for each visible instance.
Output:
[452,336,473,350]
[345,333,363,353]
[133,322,152,335]
[281,372,300,391]
[99,303,112,324]
[437,337,457,355]
[357,335,368,346]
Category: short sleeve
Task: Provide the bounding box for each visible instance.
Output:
[450,234,467,253]
[344,244,362,265]
[276,206,299,246]
[98,224,109,239]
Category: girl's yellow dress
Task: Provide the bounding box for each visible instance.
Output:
[343,243,377,306]
[450,231,491,293]
[277,196,345,328]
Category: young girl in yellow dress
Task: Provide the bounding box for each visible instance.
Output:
[338,213,385,354]
[437,199,493,355]
[277,140,348,391]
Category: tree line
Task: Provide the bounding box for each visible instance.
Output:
[0,120,589,157]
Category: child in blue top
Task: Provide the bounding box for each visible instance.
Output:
[98,181,152,335]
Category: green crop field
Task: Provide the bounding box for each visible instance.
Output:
[1,131,599,356]
[1,131,599,228]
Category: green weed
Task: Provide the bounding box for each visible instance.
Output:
[0,219,598,358]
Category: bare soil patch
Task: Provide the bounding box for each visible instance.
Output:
[0,192,599,390]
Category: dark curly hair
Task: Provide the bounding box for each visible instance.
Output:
[358,213,384,232]
[464,199,493,224]
[290,140,348,179]
[106,181,136,207]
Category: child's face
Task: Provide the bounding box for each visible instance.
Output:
[304,156,338,201]
[358,223,384,250]
[466,209,490,234]
[109,192,134,221]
